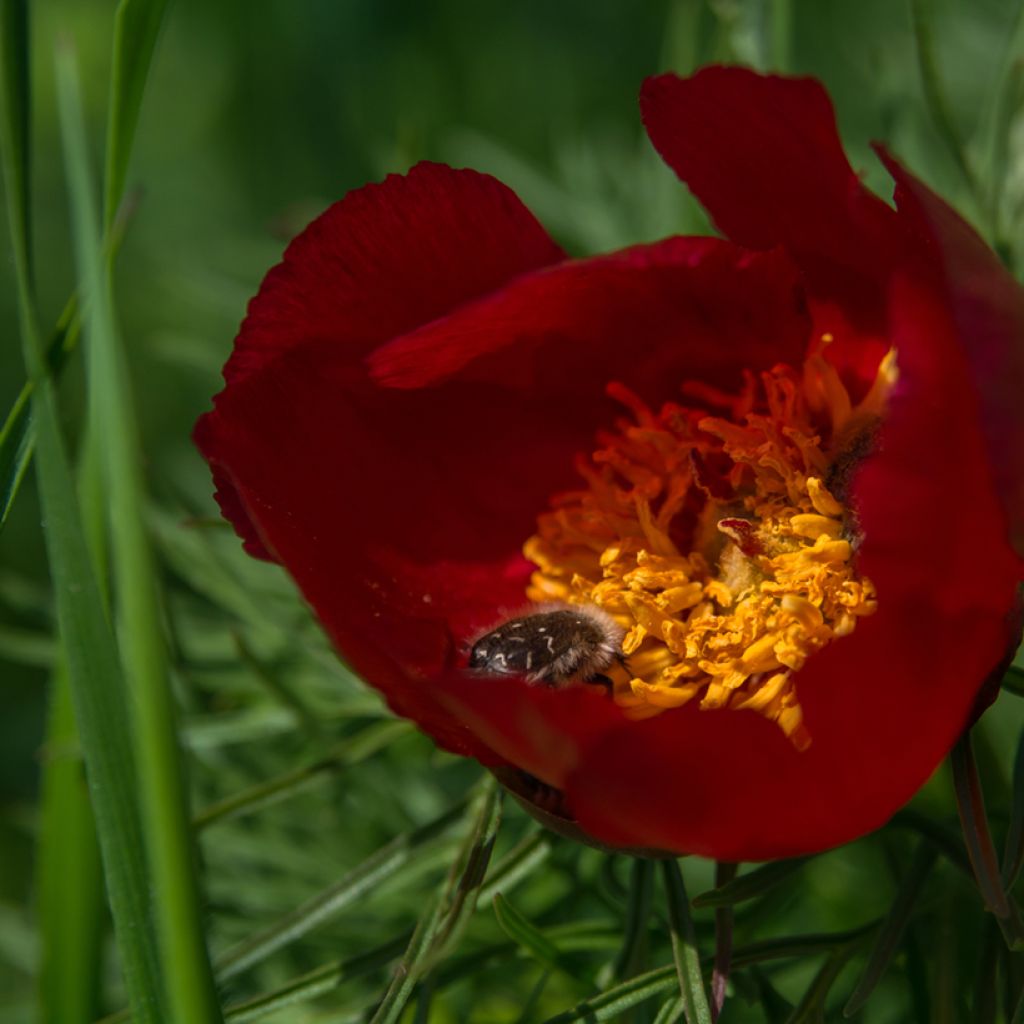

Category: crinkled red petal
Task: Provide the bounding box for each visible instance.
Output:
[198,162,565,561]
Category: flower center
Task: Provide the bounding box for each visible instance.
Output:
[524,337,897,750]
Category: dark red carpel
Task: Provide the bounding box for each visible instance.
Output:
[197,68,1024,861]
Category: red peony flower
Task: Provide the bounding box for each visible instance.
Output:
[195,66,1024,861]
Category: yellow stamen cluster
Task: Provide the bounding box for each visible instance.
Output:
[525,341,896,749]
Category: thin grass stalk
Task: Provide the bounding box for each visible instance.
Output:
[55,40,223,1023]
[1,11,163,1021]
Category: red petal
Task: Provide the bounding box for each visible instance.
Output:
[224,161,565,385]
[197,238,811,765]
[369,236,810,407]
[877,147,1024,559]
[640,67,894,271]
[198,161,565,561]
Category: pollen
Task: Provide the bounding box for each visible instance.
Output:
[524,342,896,750]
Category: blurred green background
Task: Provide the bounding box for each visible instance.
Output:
[2,1,1024,1021]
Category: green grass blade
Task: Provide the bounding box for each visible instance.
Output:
[194,719,412,829]
[785,946,857,1024]
[1003,727,1024,888]
[224,938,408,1023]
[55,40,222,1023]
[214,801,467,981]
[478,829,551,902]
[661,860,712,1024]
[37,663,104,1024]
[727,923,880,969]
[612,858,654,982]
[104,0,169,227]
[492,893,584,982]
[653,996,685,1024]
[1,9,163,1020]
[843,842,937,1016]
[369,780,502,1024]
[1,0,29,269]
[691,857,811,908]
[910,0,980,203]
[543,964,678,1023]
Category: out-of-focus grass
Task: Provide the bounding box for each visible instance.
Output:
[2,1,1024,1022]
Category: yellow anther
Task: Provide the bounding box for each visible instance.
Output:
[789,513,843,539]
[524,347,894,749]
[807,477,843,517]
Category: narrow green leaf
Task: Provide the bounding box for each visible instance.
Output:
[56,40,222,1023]
[493,893,583,982]
[661,860,712,1024]
[369,780,502,1024]
[785,946,857,1024]
[217,829,558,1024]
[710,860,737,1020]
[104,0,170,227]
[951,733,1024,949]
[0,0,29,267]
[2,13,163,1021]
[652,996,685,1024]
[728,923,879,969]
[214,801,467,981]
[843,841,937,1016]
[512,970,553,1024]
[612,858,654,983]
[1003,726,1024,888]
[692,856,811,908]
[223,937,408,1024]
[194,719,412,830]
[542,965,677,1024]
[910,0,981,203]
[743,966,794,1024]
[478,829,551,903]
[37,664,103,1024]
[888,808,971,873]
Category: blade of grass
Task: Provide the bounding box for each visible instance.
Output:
[661,860,712,1024]
[0,192,136,536]
[951,732,1024,949]
[692,857,811,908]
[493,893,579,980]
[369,779,502,1024]
[612,858,654,983]
[56,39,222,1023]
[213,830,560,1024]
[224,938,408,1024]
[652,996,684,1024]
[1,6,163,1019]
[785,946,858,1024]
[542,965,678,1024]
[193,719,412,829]
[1003,727,1024,888]
[842,841,937,1016]
[214,800,467,981]
[711,861,736,1021]
[37,663,103,1024]
[910,0,981,203]
[479,829,551,903]
[728,923,880,969]
[103,0,169,228]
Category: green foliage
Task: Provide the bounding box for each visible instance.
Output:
[2,1,1024,1022]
